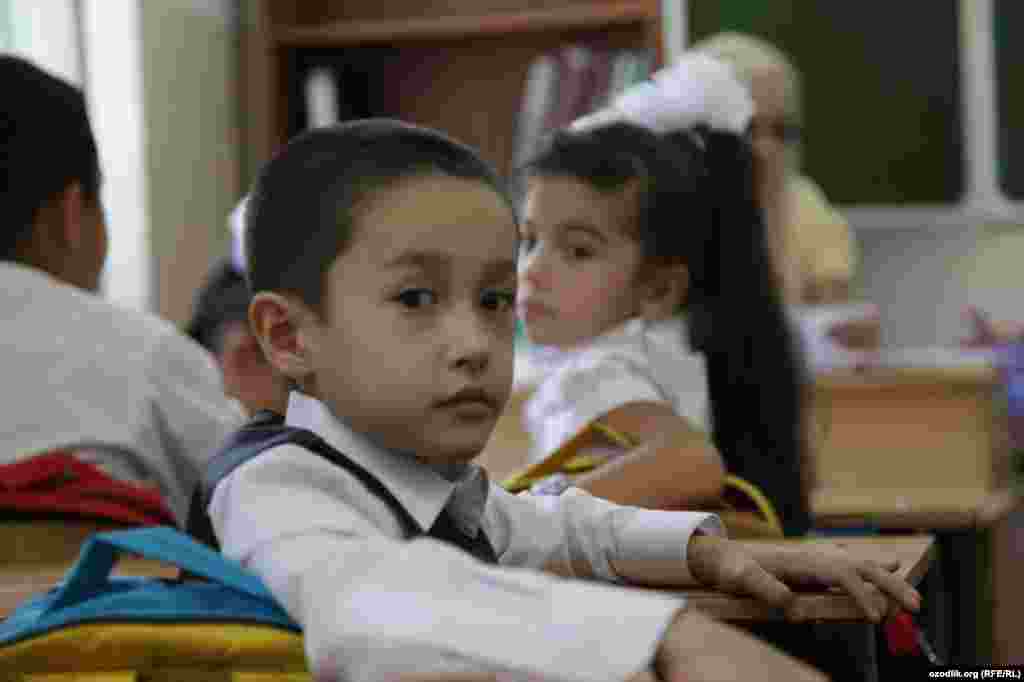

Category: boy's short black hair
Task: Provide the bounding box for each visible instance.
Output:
[186,258,252,354]
[0,55,102,259]
[245,118,512,315]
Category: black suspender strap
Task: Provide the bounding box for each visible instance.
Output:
[187,411,498,565]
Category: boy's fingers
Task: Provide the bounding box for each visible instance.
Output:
[859,562,923,612]
[737,563,794,608]
[827,567,885,623]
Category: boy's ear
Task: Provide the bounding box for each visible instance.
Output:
[249,292,316,381]
[59,182,87,250]
[639,263,689,322]
[31,182,85,255]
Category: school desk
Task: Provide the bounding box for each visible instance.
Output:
[678,534,934,621]
[3,520,129,564]
[814,488,1022,667]
[675,534,935,682]
[810,359,1020,666]
[810,364,1010,498]
[0,555,178,619]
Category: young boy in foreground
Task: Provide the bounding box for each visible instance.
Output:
[206,119,920,682]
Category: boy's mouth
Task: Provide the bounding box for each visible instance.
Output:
[435,387,499,412]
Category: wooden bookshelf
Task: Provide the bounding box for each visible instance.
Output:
[241,0,665,184]
[273,3,656,45]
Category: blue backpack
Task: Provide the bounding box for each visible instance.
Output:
[0,526,308,679]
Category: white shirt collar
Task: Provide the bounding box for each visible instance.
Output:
[540,316,691,362]
[284,391,489,535]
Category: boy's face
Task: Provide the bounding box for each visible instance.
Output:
[517,175,646,348]
[305,175,518,465]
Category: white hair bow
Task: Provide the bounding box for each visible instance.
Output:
[571,53,754,136]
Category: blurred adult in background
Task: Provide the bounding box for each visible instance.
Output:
[693,32,856,305]
[694,32,880,370]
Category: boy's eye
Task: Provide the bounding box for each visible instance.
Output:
[481,289,516,312]
[394,289,437,309]
[568,245,594,260]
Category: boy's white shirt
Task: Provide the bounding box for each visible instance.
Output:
[210,391,724,682]
[522,316,709,462]
[0,261,244,524]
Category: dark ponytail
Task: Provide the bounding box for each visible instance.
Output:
[672,129,810,536]
[527,122,811,536]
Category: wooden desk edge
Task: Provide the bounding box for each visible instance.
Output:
[681,536,934,623]
[813,490,1022,530]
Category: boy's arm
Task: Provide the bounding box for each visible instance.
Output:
[502,485,921,623]
[212,448,685,682]
[612,533,923,625]
[491,484,724,583]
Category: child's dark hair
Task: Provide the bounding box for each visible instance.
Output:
[245,118,513,314]
[186,258,252,354]
[527,122,811,535]
[1,55,102,260]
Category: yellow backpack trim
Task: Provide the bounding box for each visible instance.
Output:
[0,623,308,679]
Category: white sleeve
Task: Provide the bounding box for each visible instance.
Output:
[525,346,667,458]
[211,452,685,682]
[487,485,725,582]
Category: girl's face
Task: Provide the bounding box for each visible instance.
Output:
[517,175,648,349]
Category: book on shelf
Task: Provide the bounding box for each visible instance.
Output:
[545,44,594,132]
[581,47,615,116]
[511,53,559,176]
[511,45,654,192]
[288,52,374,138]
[305,67,340,128]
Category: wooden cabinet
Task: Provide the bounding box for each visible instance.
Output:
[241,0,665,183]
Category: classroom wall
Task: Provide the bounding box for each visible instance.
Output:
[140,0,240,325]
[855,222,1024,347]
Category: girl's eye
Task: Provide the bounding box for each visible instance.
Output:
[394,289,437,309]
[518,237,537,255]
[568,245,594,260]
[481,289,516,312]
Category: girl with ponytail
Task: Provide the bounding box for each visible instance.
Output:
[514,54,811,536]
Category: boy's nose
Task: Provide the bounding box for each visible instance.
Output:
[448,310,492,375]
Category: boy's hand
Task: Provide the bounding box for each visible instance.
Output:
[653,608,827,682]
[686,535,922,624]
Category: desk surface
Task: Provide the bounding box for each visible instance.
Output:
[0,557,178,618]
[812,488,1019,529]
[1,536,934,624]
[679,535,934,622]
